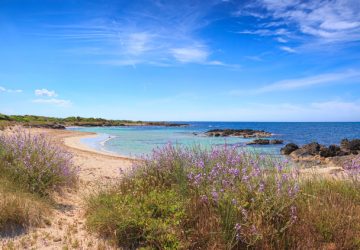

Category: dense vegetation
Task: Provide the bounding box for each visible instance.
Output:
[86,145,360,249]
[0,128,78,233]
[0,113,181,130]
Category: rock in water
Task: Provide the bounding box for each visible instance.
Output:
[204,129,272,138]
[247,139,270,145]
[247,139,283,145]
[270,139,284,144]
[280,143,299,155]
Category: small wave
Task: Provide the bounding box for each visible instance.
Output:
[100,135,117,146]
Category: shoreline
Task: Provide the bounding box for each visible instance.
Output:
[63,130,135,160]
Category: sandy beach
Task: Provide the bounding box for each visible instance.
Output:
[1,128,134,249]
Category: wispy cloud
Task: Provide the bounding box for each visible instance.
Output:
[124,32,153,55]
[33,98,71,107]
[279,46,297,53]
[170,47,209,63]
[0,86,22,93]
[39,1,230,67]
[237,0,360,46]
[276,37,288,43]
[230,69,360,95]
[35,88,57,97]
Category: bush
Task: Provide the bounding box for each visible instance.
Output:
[0,127,78,196]
[86,145,300,249]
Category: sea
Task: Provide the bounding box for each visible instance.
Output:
[68,122,360,158]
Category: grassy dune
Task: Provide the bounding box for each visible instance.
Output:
[0,128,78,235]
[85,145,360,249]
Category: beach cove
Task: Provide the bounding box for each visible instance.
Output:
[1,127,348,249]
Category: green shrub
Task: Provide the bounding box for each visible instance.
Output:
[87,188,186,249]
[86,145,300,249]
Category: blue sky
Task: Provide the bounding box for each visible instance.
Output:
[0,0,360,121]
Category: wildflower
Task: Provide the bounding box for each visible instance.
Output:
[212,190,219,201]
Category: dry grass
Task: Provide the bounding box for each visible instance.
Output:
[289,178,360,249]
[0,177,51,235]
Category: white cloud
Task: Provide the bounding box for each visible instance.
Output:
[43,2,233,67]
[258,70,360,93]
[171,47,209,63]
[124,32,153,55]
[33,98,71,107]
[276,37,288,43]
[279,46,297,53]
[239,0,360,44]
[35,88,57,97]
[0,86,22,93]
[230,69,360,95]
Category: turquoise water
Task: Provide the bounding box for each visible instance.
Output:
[68,122,360,157]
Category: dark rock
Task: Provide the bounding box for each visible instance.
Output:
[319,144,342,157]
[247,139,270,145]
[204,129,272,138]
[164,123,189,127]
[302,142,321,155]
[52,124,66,129]
[290,148,312,159]
[270,139,284,144]
[24,123,66,129]
[280,143,299,155]
[340,139,360,151]
[340,139,350,150]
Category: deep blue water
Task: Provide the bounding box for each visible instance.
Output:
[69,122,360,157]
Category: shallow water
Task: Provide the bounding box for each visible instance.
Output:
[69,122,360,157]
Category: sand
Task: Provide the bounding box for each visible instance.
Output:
[0,128,134,249]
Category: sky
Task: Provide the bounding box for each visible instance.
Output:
[0,0,360,122]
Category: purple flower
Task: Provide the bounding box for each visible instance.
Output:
[212,190,219,201]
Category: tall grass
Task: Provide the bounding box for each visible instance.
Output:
[0,176,50,234]
[86,145,302,249]
[0,128,78,234]
[0,127,78,196]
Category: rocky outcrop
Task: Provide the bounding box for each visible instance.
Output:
[340,139,360,152]
[247,139,283,145]
[24,123,66,129]
[204,129,272,138]
[164,123,189,127]
[280,143,299,155]
[281,140,360,163]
